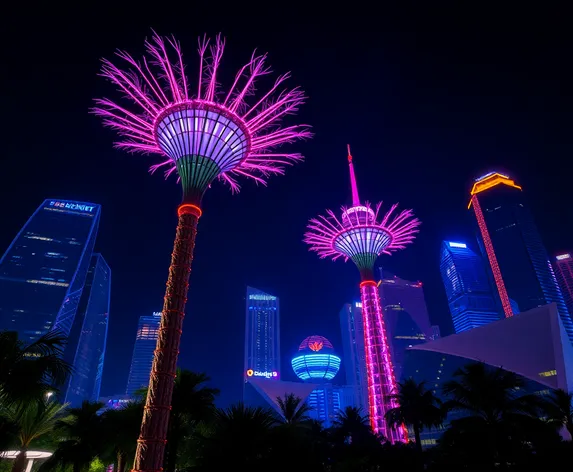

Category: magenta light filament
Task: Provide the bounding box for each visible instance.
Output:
[360,281,408,442]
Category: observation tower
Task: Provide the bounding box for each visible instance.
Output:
[95,33,310,472]
[304,147,420,442]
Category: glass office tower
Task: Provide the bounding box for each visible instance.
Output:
[243,287,280,405]
[0,199,100,343]
[126,312,161,395]
[65,254,111,406]
[379,270,433,380]
[440,241,501,333]
[469,172,572,341]
[339,302,368,411]
[554,253,573,319]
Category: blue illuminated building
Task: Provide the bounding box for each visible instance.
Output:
[471,174,573,343]
[440,241,501,333]
[339,302,368,411]
[0,199,100,343]
[291,335,341,381]
[65,254,111,406]
[126,312,161,395]
[243,287,280,407]
[292,335,349,427]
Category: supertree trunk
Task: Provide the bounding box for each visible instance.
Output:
[133,204,200,472]
[359,280,408,443]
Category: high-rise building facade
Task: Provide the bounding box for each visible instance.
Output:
[339,302,368,411]
[440,241,501,333]
[469,172,572,341]
[244,287,280,383]
[0,199,100,343]
[126,312,161,395]
[378,270,433,380]
[554,253,573,318]
[65,254,111,407]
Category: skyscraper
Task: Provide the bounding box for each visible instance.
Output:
[65,254,111,407]
[378,270,433,380]
[0,199,100,343]
[126,312,161,396]
[339,302,368,411]
[468,172,572,341]
[554,253,573,319]
[440,241,501,333]
[244,287,280,381]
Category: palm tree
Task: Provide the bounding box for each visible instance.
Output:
[333,406,370,442]
[276,393,313,425]
[0,331,71,405]
[42,401,104,472]
[385,378,444,454]
[197,404,276,470]
[441,362,542,466]
[2,398,67,472]
[101,401,143,472]
[164,370,218,472]
[542,388,573,438]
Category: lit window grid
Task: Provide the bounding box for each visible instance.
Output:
[156,106,249,172]
[291,353,341,381]
[471,195,513,318]
[360,281,408,443]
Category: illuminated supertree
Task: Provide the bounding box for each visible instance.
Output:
[94,33,309,472]
[304,147,420,442]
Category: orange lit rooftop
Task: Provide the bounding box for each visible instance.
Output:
[468,172,522,208]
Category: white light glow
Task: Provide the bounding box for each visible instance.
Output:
[448,242,467,248]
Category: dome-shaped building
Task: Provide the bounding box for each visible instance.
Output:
[291,335,341,381]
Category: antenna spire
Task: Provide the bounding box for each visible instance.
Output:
[347,145,361,206]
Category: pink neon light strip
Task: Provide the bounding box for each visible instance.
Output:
[360,281,408,443]
[471,195,513,318]
[347,145,361,207]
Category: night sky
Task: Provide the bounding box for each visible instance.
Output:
[3,5,572,407]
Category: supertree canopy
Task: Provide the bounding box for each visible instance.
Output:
[304,146,420,443]
[95,33,309,472]
[291,335,341,381]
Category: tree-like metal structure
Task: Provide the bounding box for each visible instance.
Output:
[94,33,309,472]
[304,147,419,442]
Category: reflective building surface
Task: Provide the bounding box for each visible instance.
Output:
[339,302,368,411]
[0,200,100,343]
[554,253,573,319]
[65,254,111,407]
[439,241,501,333]
[379,270,434,379]
[243,287,280,404]
[402,303,573,447]
[469,172,572,340]
[126,312,161,395]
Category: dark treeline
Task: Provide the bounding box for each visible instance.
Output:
[1,331,572,472]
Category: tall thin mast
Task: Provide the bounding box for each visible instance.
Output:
[347,145,361,206]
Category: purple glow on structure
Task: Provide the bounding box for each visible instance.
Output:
[361,281,407,442]
[303,149,419,443]
[305,202,420,261]
[347,145,361,207]
[93,33,311,192]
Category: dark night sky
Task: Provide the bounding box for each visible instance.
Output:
[2,5,572,407]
